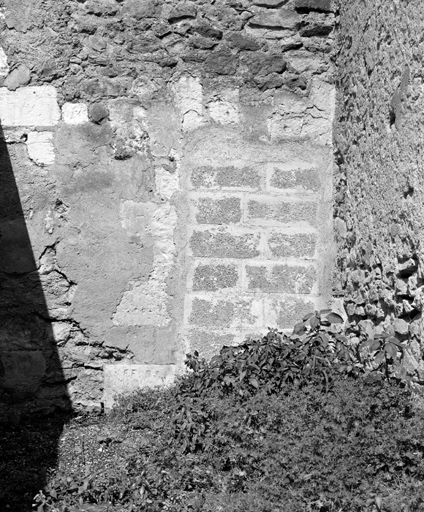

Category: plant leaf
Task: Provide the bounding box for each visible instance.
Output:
[385,342,398,358]
[326,312,344,324]
[249,377,259,389]
[310,316,319,329]
[293,322,306,335]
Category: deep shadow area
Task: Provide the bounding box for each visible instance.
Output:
[0,126,72,511]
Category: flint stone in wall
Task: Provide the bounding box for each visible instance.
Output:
[253,0,290,6]
[89,102,109,123]
[295,0,334,12]
[3,64,30,91]
[205,48,238,75]
[85,0,119,16]
[194,22,223,40]
[299,13,334,37]
[226,33,260,51]
[250,9,300,30]
[168,3,197,22]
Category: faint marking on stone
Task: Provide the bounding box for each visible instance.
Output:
[102,364,176,409]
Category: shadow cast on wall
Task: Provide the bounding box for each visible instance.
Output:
[0,126,72,510]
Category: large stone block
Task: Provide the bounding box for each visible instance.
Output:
[247,198,317,226]
[194,196,242,224]
[246,264,316,294]
[192,264,239,291]
[187,330,236,360]
[268,232,317,258]
[62,103,89,125]
[249,10,300,30]
[268,164,320,192]
[295,0,334,12]
[172,75,203,131]
[0,86,60,127]
[190,229,261,258]
[103,364,176,409]
[264,295,318,329]
[191,165,261,190]
[26,131,55,166]
[188,296,263,328]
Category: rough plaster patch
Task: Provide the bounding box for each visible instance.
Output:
[103,364,176,409]
[119,200,157,238]
[0,47,9,79]
[155,167,179,200]
[62,103,89,125]
[113,203,177,326]
[207,88,239,125]
[44,209,55,234]
[131,76,165,101]
[172,75,203,131]
[0,86,60,127]
[109,100,148,155]
[26,131,55,166]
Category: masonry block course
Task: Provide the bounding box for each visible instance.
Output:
[188,296,263,328]
[265,295,321,329]
[247,198,317,226]
[187,330,236,361]
[191,165,262,190]
[246,264,316,294]
[267,232,317,258]
[269,165,320,192]
[194,196,242,225]
[192,264,239,291]
[190,229,261,259]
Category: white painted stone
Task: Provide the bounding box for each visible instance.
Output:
[0,47,9,79]
[103,364,176,409]
[26,131,55,166]
[62,103,89,125]
[0,86,60,127]
[208,89,239,125]
[1,127,27,143]
[155,166,179,200]
[172,75,203,131]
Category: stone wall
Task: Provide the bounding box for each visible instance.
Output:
[334,1,424,378]
[0,0,336,414]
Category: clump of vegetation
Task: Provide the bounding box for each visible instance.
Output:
[33,310,424,512]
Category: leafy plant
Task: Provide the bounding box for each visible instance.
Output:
[33,309,424,512]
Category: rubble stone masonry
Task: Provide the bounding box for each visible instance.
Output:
[335,1,424,380]
[0,0,336,415]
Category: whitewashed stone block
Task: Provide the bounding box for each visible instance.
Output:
[0,47,9,79]
[0,86,60,127]
[62,102,89,125]
[26,131,55,166]
[103,364,176,409]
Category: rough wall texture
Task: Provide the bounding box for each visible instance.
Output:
[335,1,424,378]
[0,0,336,414]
